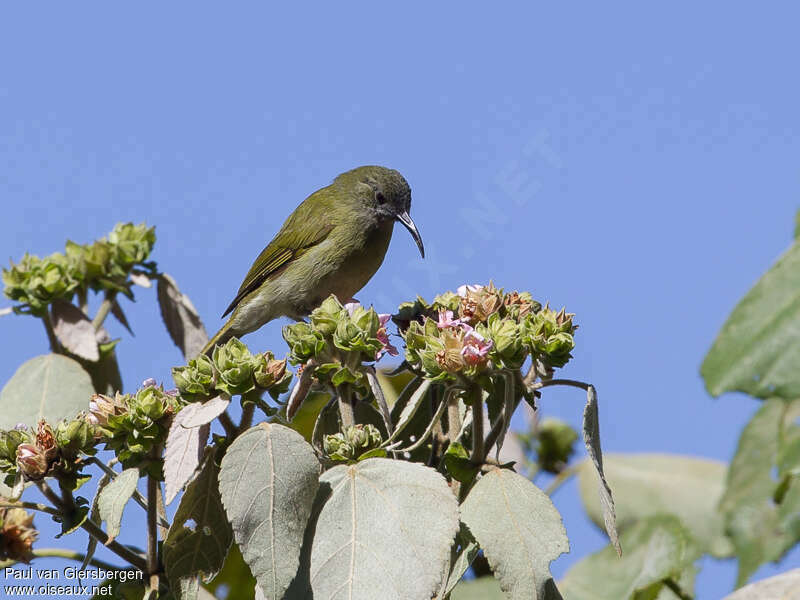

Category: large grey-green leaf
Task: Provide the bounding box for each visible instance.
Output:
[50,299,99,361]
[164,404,211,505]
[722,568,800,599]
[165,450,233,599]
[97,468,139,543]
[582,385,620,556]
[559,515,700,600]
[719,397,800,586]
[451,576,506,600]
[461,468,568,600]
[0,354,94,429]
[302,458,459,600]
[157,273,209,359]
[577,453,732,557]
[701,239,800,399]
[218,423,320,600]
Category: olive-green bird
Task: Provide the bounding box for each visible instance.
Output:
[200,165,424,356]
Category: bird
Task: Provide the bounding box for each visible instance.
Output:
[200,165,424,356]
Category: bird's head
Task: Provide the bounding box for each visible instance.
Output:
[336,165,425,258]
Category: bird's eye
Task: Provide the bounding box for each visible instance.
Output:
[375,191,386,205]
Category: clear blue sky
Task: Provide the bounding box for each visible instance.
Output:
[2,3,799,598]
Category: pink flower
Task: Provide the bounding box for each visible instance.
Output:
[457,284,484,297]
[343,301,361,316]
[461,329,493,366]
[436,310,462,329]
[376,313,398,360]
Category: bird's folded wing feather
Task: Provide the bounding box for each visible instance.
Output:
[221,195,334,317]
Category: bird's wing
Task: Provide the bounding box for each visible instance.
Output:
[221,196,334,317]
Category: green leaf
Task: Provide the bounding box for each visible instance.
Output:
[577,453,733,557]
[164,449,233,598]
[461,468,568,599]
[293,458,459,600]
[701,238,800,399]
[451,576,507,600]
[723,568,800,599]
[51,299,100,361]
[559,515,700,600]
[97,468,139,543]
[442,524,480,597]
[157,273,209,360]
[218,423,320,600]
[164,405,212,505]
[719,398,800,586]
[203,544,257,600]
[581,385,621,555]
[0,354,94,429]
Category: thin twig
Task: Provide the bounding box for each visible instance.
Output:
[337,384,355,429]
[468,385,484,463]
[544,464,579,496]
[41,314,61,353]
[0,548,123,571]
[528,378,590,392]
[663,578,693,600]
[146,449,161,591]
[366,368,393,435]
[218,411,238,438]
[0,501,60,517]
[92,291,116,331]
[37,481,147,570]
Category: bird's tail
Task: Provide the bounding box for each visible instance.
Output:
[200,318,237,357]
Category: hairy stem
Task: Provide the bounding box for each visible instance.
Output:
[146,450,161,591]
[37,481,147,571]
[92,291,116,331]
[468,385,484,463]
[238,401,255,433]
[446,389,461,441]
[41,314,61,353]
[218,411,238,438]
[529,378,590,392]
[0,501,60,517]
[337,384,355,428]
[0,547,123,571]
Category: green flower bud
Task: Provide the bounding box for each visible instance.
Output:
[2,253,81,314]
[0,430,31,464]
[324,424,382,462]
[485,314,527,369]
[536,418,579,474]
[432,291,461,312]
[55,418,96,456]
[283,322,326,363]
[524,306,577,368]
[323,433,353,461]
[502,291,541,321]
[332,306,381,357]
[107,222,156,269]
[392,295,432,332]
[172,355,215,401]
[310,295,345,336]
[212,338,258,396]
[130,386,167,421]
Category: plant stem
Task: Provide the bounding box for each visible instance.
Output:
[529,378,590,392]
[337,384,355,428]
[146,453,161,591]
[41,314,61,353]
[544,464,579,496]
[156,482,168,540]
[0,548,123,571]
[238,402,255,433]
[366,368,393,435]
[664,578,693,600]
[218,411,238,438]
[0,501,60,517]
[37,481,147,570]
[446,389,461,440]
[92,291,116,331]
[468,385,484,464]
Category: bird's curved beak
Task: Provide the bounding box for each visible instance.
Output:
[396,210,425,258]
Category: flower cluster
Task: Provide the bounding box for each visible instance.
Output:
[89,381,180,478]
[323,424,383,462]
[2,222,156,315]
[0,419,96,487]
[172,339,291,402]
[401,283,577,381]
[283,296,396,392]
